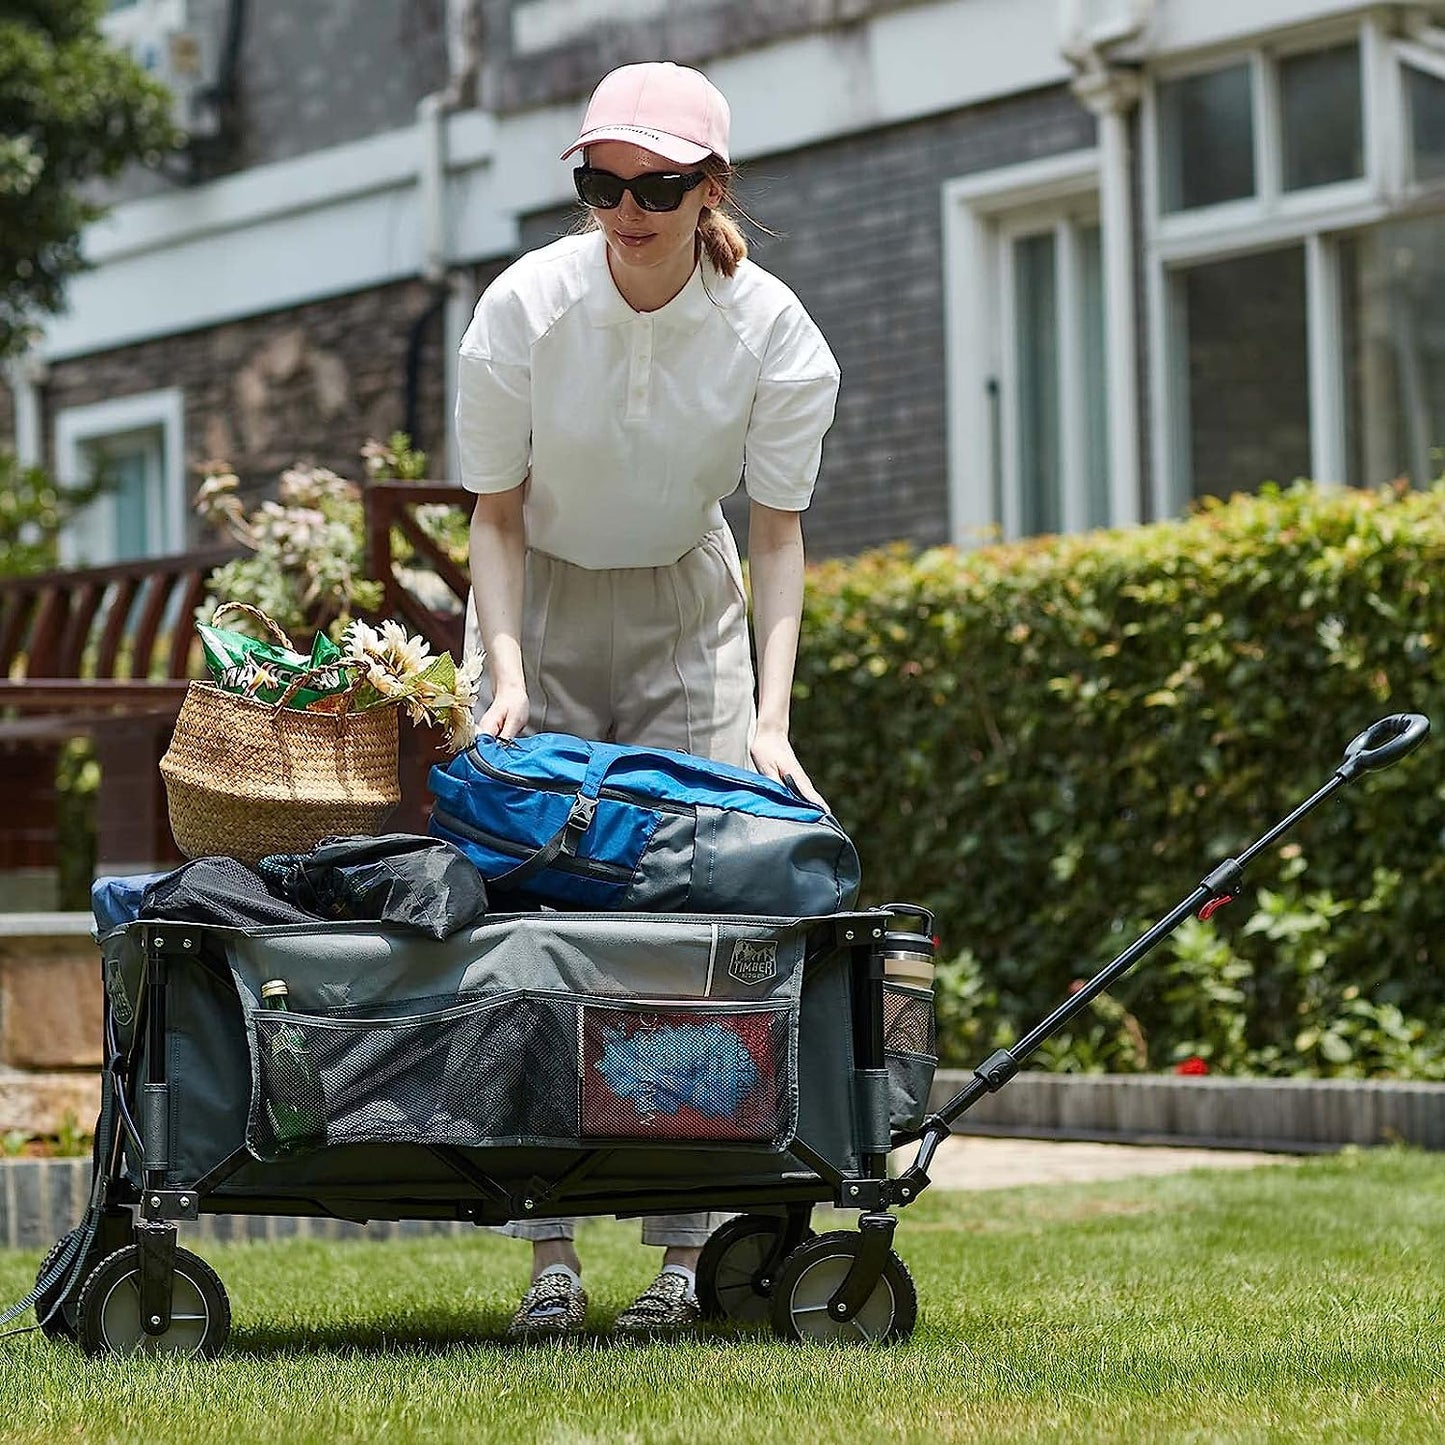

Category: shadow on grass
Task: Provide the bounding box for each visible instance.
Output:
[227,1318,762,1358]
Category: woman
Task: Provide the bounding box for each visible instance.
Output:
[456,60,840,1342]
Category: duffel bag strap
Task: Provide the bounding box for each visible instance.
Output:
[489,741,626,889]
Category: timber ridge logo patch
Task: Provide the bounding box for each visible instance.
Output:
[728,939,778,986]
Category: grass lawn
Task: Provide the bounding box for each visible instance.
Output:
[0,1148,1439,1444]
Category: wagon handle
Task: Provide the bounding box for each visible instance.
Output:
[1336,713,1430,781]
[893,711,1433,1193]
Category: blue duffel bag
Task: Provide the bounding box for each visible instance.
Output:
[427,732,861,916]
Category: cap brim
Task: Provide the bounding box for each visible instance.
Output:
[560,126,714,167]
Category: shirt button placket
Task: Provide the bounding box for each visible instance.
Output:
[627,316,653,422]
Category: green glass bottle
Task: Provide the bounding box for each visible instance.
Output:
[260,979,328,1153]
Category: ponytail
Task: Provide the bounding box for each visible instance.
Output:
[697,156,748,277]
[698,208,748,276]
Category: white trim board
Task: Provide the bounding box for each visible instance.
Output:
[941,150,1102,547]
[53,388,186,565]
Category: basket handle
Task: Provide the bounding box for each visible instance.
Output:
[210,601,297,653]
[270,662,365,718]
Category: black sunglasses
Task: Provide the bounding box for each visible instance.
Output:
[573,165,708,213]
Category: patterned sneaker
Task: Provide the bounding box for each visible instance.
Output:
[611,1271,702,1340]
[506,1269,588,1342]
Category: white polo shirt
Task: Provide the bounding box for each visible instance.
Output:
[455,231,840,570]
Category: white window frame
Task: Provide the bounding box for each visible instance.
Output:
[54,388,187,566]
[941,149,1101,546]
[1140,12,1436,516]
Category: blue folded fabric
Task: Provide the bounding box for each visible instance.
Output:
[595,1021,760,1119]
[90,871,175,932]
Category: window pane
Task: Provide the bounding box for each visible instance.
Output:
[1180,247,1311,499]
[1078,224,1110,528]
[1407,65,1445,185]
[110,452,151,561]
[1158,64,1256,213]
[1014,233,1061,536]
[1342,216,1445,486]
[85,430,160,563]
[1281,44,1363,191]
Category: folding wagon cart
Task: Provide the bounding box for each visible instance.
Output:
[16,713,1429,1356]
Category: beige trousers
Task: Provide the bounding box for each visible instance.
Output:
[469,527,755,1247]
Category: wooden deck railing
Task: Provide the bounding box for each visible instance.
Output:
[362,481,471,657]
[0,547,242,877]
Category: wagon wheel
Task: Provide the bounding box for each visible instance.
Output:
[769,1231,917,1344]
[697,1213,815,1325]
[33,1228,87,1343]
[75,1245,231,1358]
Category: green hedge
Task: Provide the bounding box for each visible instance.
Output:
[794,482,1445,1078]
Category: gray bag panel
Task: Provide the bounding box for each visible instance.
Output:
[683,807,861,917]
[626,812,695,912]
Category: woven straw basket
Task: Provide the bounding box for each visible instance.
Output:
[161,680,401,866]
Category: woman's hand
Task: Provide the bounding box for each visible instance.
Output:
[477,681,530,741]
[751,724,827,809]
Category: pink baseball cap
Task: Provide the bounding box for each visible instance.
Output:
[561,62,730,167]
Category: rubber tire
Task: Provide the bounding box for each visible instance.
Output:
[33,1228,86,1343]
[76,1244,231,1358]
[769,1231,917,1344]
[696,1214,815,1326]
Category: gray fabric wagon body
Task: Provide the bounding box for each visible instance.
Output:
[100,909,933,1226]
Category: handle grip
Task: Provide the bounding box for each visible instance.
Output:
[1336,713,1430,781]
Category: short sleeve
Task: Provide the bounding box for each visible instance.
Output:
[742,305,840,511]
[455,284,532,495]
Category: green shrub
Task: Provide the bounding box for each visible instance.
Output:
[795,481,1445,1076]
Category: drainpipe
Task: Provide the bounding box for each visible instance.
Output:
[7,355,47,469]
[408,0,481,479]
[1072,60,1143,527]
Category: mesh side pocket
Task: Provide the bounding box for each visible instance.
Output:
[249,993,558,1159]
[579,1001,793,1146]
[883,983,938,1135]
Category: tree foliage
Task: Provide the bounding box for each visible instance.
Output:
[0,0,180,356]
[0,448,103,576]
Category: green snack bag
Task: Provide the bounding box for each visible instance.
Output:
[198,623,353,711]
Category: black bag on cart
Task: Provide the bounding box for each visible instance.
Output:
[257,834,488,939]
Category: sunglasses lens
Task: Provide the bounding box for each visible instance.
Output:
[630,175,687,211]
[575,169,624,208]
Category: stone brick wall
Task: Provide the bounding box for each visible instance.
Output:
[483,0,931,112]
[517,86,1096,556]
[40,279,449,517]
[107,0,450,201]
[231,0,448,170]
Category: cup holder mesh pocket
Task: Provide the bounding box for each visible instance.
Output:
[883,983,938,1136]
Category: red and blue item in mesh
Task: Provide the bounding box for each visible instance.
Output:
[581,1008,782,1142]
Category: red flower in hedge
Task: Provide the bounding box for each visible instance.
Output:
[1174,1056,1209,1076]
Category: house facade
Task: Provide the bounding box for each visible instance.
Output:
[6,0,1445,564]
